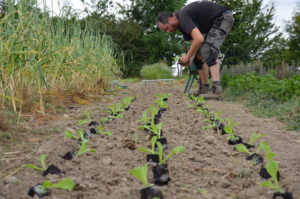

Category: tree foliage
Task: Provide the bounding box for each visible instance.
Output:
[286,5,300,64]
[216,0,281,65]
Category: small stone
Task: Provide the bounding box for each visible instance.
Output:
[4,176,19,184]
[102,157,112,165]
[204,135,215,144]
[107,143,114,149]
[121,177,127,183]
[219,179,231,188]
[63,114,70,118]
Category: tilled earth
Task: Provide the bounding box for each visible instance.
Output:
[0,82,299,199]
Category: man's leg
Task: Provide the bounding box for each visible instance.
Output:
[209,59,220,81]
[193,58,209,96]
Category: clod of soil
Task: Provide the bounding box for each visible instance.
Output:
[42,164,62,176]
[62,151,76,160]
[259,167,281,180]
[122,139,136,150]
[152,164,171,186]
[228,135,243,145]
[140,186,163,199]
[273,191,294,199]
[204,135,215,144]
[28,184,50,198]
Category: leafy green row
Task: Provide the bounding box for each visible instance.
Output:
[189,94,289,197]
[222,73,300,102]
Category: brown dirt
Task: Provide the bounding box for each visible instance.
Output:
[0,81,299,199]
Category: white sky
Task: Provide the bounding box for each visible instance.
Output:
[40,0,299,32]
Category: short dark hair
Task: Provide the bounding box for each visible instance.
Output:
[156,11,174,24]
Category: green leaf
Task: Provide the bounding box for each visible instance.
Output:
[50,178,76,191]
[249,132,266,145]
[157,142,163,163]
[151,136,158,153]
[42,181,53,189]
[224,126,233,135]
[162,146,185,164]
[266,160,279,184]
[78,120,90,126]
[235,144,252,155]
[138,147,153,154]
[22,164,44,171]
[64,130,78,139]
[261,180,282,192]
[39,154,47,170]
[129,164,149,186]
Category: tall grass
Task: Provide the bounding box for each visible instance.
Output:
[0,0,121,113]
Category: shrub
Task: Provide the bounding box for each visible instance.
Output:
[140,63,172,79]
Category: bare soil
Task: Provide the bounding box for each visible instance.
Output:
[0,81,299,199]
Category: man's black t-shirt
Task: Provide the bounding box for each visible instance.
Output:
[175,1,228,41]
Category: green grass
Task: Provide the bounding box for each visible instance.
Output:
[140,62,172,79]
[119,78,141,83]
[224,85,300,130]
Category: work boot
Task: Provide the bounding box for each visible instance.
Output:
[202,81,223,100]
[193,81,209,96]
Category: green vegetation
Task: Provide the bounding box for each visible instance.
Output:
[140,63,173,79]
[37,178,75,192]
[222,73,300,129]
[156,142,185,165]
[129,164,152,187]
[0,0,120,113]
[76,142,96,157]
[22,154,47,171]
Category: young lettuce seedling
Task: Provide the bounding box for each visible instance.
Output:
[22,154,47,171]
[261,159,283,193]
[76,142,96,157]
[156,93,172,100]
[156,142,185,164]
[138,136,158,155]
[138,111,150,125]
[129,164,152,187]
[144,123,163,138]
[78,109,92,126]
[249,132,266,145]
[64,129,88,143]
[224,118,240,141]
[96,125,112,136]
[29,178,76,197]
[155,98,169,109]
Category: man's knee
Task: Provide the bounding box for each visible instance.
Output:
[200,44,219,67]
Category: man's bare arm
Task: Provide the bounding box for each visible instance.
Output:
[186,28,204,59]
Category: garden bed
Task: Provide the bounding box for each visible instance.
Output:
[0,82,299,199]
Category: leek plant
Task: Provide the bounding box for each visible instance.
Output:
[0,0,121,113]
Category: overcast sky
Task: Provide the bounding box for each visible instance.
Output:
[40,0,299,32]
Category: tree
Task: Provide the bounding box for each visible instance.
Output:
[215,0,281,65]
[286,5,300,64]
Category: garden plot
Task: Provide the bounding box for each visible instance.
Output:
[0,82,299,199]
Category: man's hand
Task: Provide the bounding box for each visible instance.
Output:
[178,55,191,66]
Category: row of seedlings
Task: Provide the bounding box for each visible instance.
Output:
[129,93,185,199]
[22,96,136,198]
[188,94,294,199]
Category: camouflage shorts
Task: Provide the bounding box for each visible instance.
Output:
[195,10,234,68]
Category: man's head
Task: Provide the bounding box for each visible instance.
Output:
[156,11,179,33]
